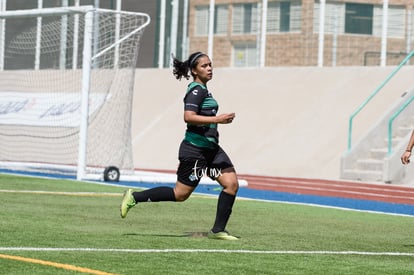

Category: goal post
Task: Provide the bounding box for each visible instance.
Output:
[0,6,150,181]
[78,8,93,181]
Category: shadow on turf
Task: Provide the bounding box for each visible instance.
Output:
[123,232,208,238]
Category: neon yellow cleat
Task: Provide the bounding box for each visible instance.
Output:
[207,230,239,240]
[120,189,136,218]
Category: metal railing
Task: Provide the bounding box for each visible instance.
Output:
[387,95,414,155]
[347,50,414,152]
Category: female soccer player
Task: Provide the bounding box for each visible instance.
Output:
[120,52,240,240]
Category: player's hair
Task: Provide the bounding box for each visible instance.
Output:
[172,52,206,81]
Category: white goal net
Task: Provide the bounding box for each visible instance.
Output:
[0,6,150,180]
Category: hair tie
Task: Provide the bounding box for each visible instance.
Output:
[189,52,204,68]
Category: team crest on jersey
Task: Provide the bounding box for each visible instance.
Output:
[188,173,198,181]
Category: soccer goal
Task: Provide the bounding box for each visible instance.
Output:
[0,6,150,181]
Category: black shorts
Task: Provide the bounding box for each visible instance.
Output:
[177,141,234,187]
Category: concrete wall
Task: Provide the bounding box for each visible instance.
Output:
[131,66,414,182]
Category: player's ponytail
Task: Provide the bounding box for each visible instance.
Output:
[172,52,206,81]
[172,54,190,80]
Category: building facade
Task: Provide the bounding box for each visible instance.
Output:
[3,0,414,67]
[187,0,414,67]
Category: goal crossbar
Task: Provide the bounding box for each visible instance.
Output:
[0,6,95,18]
[91,9,150,61]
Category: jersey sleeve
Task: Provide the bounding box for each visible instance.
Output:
[184,86,207,113]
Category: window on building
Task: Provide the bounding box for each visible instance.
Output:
[345,3,373,35]
[314,2,404,38]
[195,5,228,36]
[313,2,345,34]
[232,3,259,34]
[268,1,302,33]
[410,8,414,41]
[195,6,209,36]
[373,5,405,38]
[280,2,290,32]
[233,43,258,67]
[215,5,229,35]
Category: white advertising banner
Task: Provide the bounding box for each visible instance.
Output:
[0,92,106,127]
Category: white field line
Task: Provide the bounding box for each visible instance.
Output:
[0,189,228,202]
[0,247,414,256]
[0,189,214,199]
[2,189,414,218]
[0,190,121,196]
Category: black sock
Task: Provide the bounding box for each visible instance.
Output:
[211,191,236,233]
[132,187,176,202]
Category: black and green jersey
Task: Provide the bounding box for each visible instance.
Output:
[183,82,219,149]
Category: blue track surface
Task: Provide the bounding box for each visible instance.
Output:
[2,169,414,217]
[108,180,414,217]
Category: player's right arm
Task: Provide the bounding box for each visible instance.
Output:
[401,130,414,165]
[184,111,235,125]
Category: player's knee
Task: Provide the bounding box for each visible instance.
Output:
[174,181,196,202]
[174,193,190,202]
[173,190,191,202]
[229,181,239,194]
[222,180,239,195]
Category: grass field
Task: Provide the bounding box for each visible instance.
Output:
[2,173,414,274]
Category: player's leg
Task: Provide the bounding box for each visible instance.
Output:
[209,167,239,237]
[120,182,195,218]
[120,141,201,218]
[208,147,240,240]
[120,186,175,218]
[133,180,195,202]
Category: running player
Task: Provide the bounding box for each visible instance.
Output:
[120,52,240,240]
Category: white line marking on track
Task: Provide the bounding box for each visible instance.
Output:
[250,181,414,200]
[1,247,414,256]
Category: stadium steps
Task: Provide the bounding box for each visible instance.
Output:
[340,90,414,184]
[341,168,383,182]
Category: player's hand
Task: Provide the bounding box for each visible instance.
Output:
[401,151,411,165]
[216,113,235,124]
